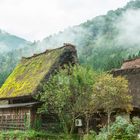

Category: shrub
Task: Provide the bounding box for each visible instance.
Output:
[95,128,108,140]
[83,130,97,140]
[0,130,52,140]
[108,116,137,140]
[132,117,140,133]
[0,130,80,140]
[92,116,140,140]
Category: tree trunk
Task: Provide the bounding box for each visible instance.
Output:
[59,113,69,134]
[107,111,111,134]
[70,115,75,134]
[86,114,90,134]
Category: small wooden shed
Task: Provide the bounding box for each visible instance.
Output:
[0,43,78,130]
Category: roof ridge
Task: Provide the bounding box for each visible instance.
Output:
[21,43,76,60]
[112,67,140,75]
[124,57,140,63]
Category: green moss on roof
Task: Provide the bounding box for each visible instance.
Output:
[0,47,65,98]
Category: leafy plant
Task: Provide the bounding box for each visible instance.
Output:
[108,116,137,140]
[92,74,132,133]
[37,65,99,134]
[132,117,140,134]
[34,117,42,130]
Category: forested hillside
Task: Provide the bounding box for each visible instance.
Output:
[0,30,37,85]
[1,0,140,86]
[36,0,140,70]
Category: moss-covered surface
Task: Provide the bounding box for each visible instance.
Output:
[0,47,64,98]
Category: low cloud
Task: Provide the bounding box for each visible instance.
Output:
[116,9,140,47]
[0,42,9,53]
[0,0,130,41]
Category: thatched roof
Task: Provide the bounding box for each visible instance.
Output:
[112,67,140,76]
[112,58,140,75]
[121,57,140,69]
[0,43,77,100]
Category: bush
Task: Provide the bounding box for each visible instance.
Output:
[108,116,138,140]
[86,116,140,140]
[95,128,108,140]
[0,130,55,140]
[132,117,140,133]
[83,131,97,140]
[0,130,80,140]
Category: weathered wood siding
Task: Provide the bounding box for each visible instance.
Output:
[0,107,31,130]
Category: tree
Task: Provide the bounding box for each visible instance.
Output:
[138,51,140,57]
[37,65,98,134]
[70,66,99,134]
[92,74,133,133]
[128,54,132,60]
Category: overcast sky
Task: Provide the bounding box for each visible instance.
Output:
[0,0,131,41]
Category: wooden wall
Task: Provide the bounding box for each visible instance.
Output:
[0,107,31,130]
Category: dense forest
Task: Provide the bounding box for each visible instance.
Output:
[1,0,140,86]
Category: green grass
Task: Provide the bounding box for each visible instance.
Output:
[0,130,80,140]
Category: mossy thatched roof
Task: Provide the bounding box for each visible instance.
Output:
[0,44,77,99]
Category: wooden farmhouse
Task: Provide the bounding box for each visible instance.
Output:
[113,58,140,119]
[0,43,78,130]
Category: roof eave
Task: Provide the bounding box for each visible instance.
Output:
[0,95,33,101]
